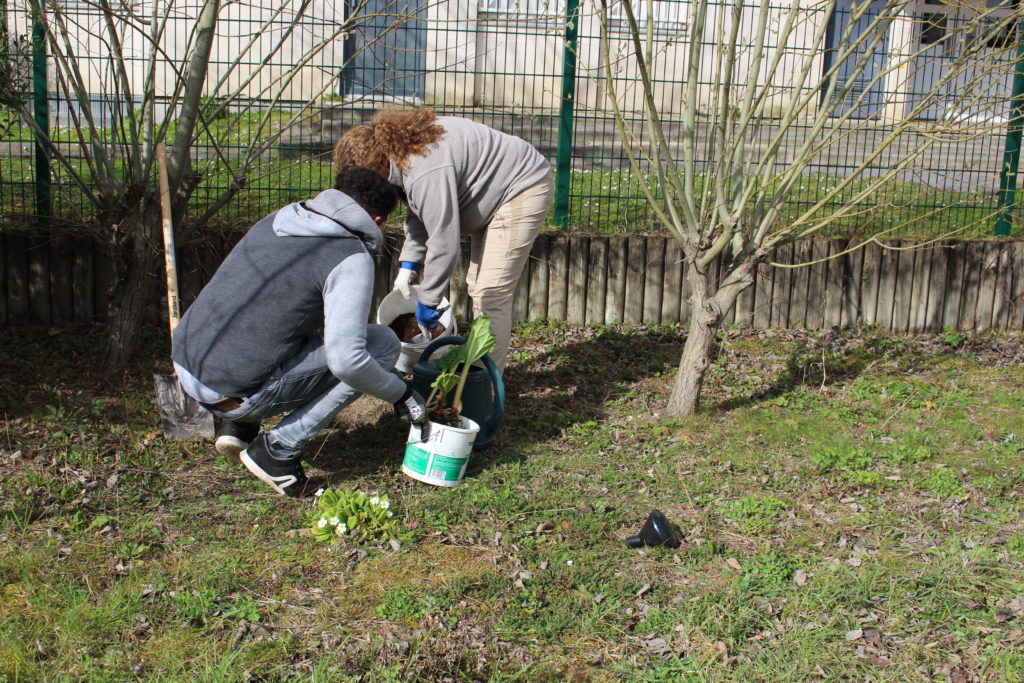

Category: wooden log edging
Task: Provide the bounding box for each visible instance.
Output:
[1,230,1022,333]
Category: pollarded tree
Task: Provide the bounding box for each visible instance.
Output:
[595,0,1021,414]
[10,0,419,370]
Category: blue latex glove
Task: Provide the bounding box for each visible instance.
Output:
[415,301,443,330]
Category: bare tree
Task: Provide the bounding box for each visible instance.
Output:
[596,0,1021,415]
[10,0,416,369]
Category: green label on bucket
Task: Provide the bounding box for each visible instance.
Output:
[403,445,431,475]
[428,454,468,482]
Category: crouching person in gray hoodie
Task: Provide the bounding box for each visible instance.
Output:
[172,168,429,498]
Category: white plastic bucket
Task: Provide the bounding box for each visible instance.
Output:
[376,285,456,374]
[403,416,480,487]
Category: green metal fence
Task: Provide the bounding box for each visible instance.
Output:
[1,0,1022,237]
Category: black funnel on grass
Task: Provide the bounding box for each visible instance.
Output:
[626,509,681,549]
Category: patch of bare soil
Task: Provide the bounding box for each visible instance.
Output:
[330,394,390,432]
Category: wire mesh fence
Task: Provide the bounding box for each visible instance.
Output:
[0,0,1022,237]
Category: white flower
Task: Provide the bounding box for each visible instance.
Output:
[316,518,328,528]
[314,488,325,497]
[337,523,347,535]
[370,496,380,506]
[378,499,390,510]
[329,516,340,527]
[387,511,394,518]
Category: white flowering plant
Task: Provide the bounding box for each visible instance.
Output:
[309,488,398,544]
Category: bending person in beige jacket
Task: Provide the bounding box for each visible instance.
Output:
[333,107,553,371]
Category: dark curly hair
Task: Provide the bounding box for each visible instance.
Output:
[334,167,398,220]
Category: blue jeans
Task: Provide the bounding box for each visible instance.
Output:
[208,324,400,460]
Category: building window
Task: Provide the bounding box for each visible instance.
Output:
[607,0,687,30]
[919,12,947,45]
[478,0,567,17]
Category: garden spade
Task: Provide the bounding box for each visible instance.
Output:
[153,142,214,439]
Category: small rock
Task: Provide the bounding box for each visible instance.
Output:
[644,637,671,655]
[995,608,1017,623]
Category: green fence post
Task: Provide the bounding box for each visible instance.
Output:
[553,0,579,229]
[30,0,51,223]
[995,22,1024,237]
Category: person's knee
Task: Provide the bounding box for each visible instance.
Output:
[473,286,517,315]
[367,324,402,368]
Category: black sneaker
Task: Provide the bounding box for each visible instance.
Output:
[239,433,314,498]
[215,420,261,463]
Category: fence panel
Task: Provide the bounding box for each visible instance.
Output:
[961,242,986,331]
[1012,243,1024,331]
[586,236,608,325]
[643,237,664,325]
[976,242,1001,331]
[605,237,627,324]
[822,240,845,328]
[4,230,1024,334]
[5,232,28,323]
[4,0,1023,242]
[993,244,1014,330]
[547,235,569,320]
[528,234,549,321]
[891,242,915,334]
[661,239,683,326]
[568,235,589,324]
[839,240,864,327]
[49,234,72,322]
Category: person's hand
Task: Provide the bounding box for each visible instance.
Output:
[415,302,443,331]
[393,262,420,299]
[393,383,429,431]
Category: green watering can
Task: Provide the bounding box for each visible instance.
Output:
[411,336,505,450]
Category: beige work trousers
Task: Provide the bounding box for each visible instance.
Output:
[467,176,554,371]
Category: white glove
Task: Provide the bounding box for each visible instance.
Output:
[393,266,417,299]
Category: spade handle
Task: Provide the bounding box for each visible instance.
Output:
[156,142,180,334]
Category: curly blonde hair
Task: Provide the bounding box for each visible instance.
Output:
[333,107,445,174]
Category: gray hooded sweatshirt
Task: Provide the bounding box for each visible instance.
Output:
[393,116,552,307]
[172,189,407,404]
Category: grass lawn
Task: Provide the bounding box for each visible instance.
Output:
[1,321,1023,681]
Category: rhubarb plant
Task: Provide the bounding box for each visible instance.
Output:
[427,315,495,419]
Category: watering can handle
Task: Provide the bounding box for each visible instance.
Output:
[418,335,505,434]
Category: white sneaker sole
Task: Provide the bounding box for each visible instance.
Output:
[215,435,248,464]
[240,450,299,496]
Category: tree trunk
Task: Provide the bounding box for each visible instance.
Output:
[664,291,721,416]
[663,251,761,417]
[102,202,160,372]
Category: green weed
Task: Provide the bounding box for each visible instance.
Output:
[919,467,962,499]
[941,325,970,348]
[737,551,797,595]
[721,495,788,533]
[375,588,434,623]
[1006,536,1024,562]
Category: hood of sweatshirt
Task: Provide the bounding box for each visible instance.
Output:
[271,188,384,253]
